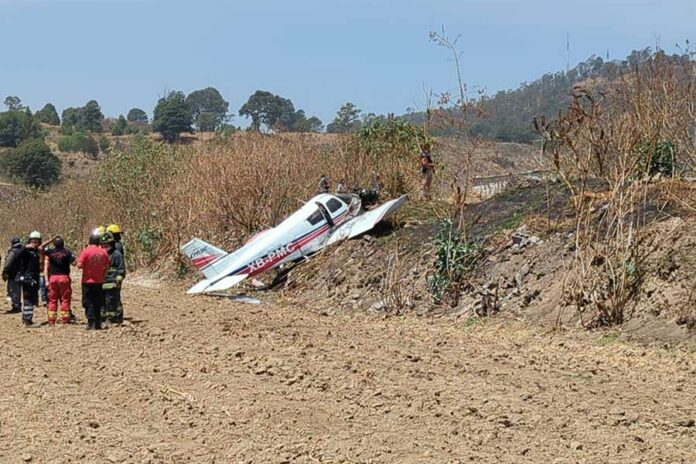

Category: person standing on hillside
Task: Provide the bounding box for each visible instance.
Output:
[100,232,126,324]
[16,231,43,326]
[3,236,23,314]
[44,236,76,325]
[77,229,109,330]
[419,143,435,200]
[318,175,331,194]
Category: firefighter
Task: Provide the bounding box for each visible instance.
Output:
[16,231,43,326]
[2,236,23,314]
[44,236,76,325]
[106,224,125,258]
[77,229,109,330]
[100,232,126,324]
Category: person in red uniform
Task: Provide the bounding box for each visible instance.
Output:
[44,236,76,325]
[77,229,109,330]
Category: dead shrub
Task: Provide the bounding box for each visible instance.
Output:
[379,242,417,314]
[536,52,696,327]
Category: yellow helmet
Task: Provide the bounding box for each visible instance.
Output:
[107,223,122,234]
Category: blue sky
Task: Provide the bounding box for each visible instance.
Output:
[0,0,694,126]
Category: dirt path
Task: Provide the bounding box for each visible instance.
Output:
[0,279,694,463]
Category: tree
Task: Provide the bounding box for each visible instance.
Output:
[152,91,193,143]
[306,116,324,133]
[61,107,81,132]
[239,90,296,132]
[3,96,24,111]
[35,103,60,125]
[326,102,362,133]
[127,108,148,123]
[287,110,323,132]
[80,100,104,132]
[60,101,104,133]
[0,139,61,187]
[185,87,229,132]
[0,109,42,147]
[112,115,128,136]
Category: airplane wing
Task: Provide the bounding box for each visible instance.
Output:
[326,194,408,246]
[187,273,249,295]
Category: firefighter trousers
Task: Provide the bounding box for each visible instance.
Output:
[102,287,122,323]
[48,275,72,324]
[7,279,21,312]
[21,282,39,323]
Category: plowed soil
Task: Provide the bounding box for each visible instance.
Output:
[1,278,695,464]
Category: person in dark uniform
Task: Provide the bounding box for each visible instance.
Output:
[419,143,435,200]
[100,232,126,324]
[16,231,43,326]
[3,236,23,314]
[44,236,76,325]
[77,229,109,330]
[106,224,125,259]
[106,224,126,319]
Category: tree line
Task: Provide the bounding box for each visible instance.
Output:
[0,88,379,188]
[403,47,695,143]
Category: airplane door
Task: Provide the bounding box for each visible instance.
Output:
[323,197,348,222]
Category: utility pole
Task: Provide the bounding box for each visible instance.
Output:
[565,33,570,74]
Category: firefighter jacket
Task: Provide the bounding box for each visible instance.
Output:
[103,247,126,290]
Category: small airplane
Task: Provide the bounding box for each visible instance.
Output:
[181,192,408,294]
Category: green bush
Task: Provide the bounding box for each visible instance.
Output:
[98,138,186,266]
[0,139,61,187]
[637,140,677,177]
[429,219,481,305]
[98,136,111,153]
[346,118,428,196]
[58,132,99,157]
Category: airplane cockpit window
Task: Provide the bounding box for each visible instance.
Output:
[326,198,343,213]
[306,209,324,226]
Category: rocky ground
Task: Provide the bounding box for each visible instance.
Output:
[1,278,695,463]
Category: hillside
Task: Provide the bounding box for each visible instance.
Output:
[403,47,692,143]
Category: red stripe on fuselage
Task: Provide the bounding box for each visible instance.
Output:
[241,210,350,276]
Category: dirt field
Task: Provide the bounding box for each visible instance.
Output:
[1,278,695,464]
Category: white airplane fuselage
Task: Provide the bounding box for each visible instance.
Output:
[182,192,408,294]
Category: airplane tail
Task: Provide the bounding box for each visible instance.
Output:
[181,238,227,279]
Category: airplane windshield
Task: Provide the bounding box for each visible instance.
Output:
[326,198,343,213]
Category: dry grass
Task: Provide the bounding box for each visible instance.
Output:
[0,133,423,272]
[536,54,696,327]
